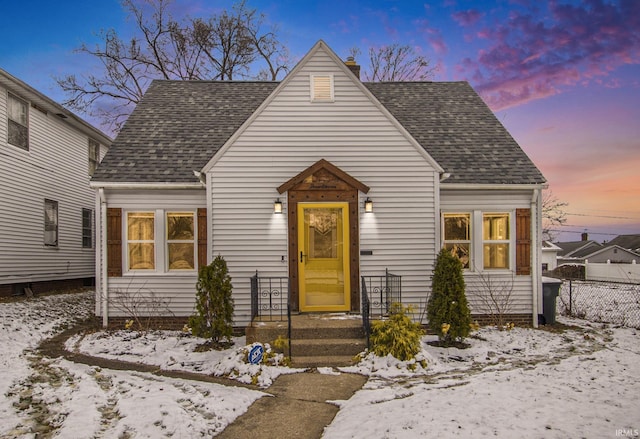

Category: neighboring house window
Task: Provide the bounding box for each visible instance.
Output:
[7,93,29,150]
[483,213,510,269]
[167,212,195,270]
[82,208,94,248]
[311,75,334,102]
[44,199,58,246]
[542,263,549,272]
[127,212,155,270]
[88,139,100,176]
[443,213,471,269]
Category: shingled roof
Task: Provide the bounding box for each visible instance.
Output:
[92,81,278,183]
[365,81,545,184]
[92,79,545,185]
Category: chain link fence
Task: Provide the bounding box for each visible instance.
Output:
[557,280,640,329]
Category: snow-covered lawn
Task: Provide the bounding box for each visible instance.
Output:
[1,289,639,438]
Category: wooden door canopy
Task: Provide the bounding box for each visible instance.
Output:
[277,159,370,194]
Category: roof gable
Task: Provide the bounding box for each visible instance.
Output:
[201,40,443,174]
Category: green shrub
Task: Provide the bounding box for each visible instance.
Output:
[427,248,472,346]
[370,303,425,361]
[189,255,234,344]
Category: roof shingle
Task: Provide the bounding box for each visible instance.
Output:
[93,79,545,185]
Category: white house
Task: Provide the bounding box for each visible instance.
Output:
[0,69,111,297]
[91,41,547,329]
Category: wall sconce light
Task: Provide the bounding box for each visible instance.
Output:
[364,197,373,213]
[274,198,283,214]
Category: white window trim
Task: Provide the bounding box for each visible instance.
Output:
[442,210,516,273]
[44,199,58,247]
[481,212,513,271]
[125,210,157,273]
[123,209,198,275]
[165,211,197,272]
[310,74,334,102]
[82,208,94,249]
[88,138,100,176]
[7,92,29,150]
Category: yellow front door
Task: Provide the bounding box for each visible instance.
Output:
[298,202,350,312]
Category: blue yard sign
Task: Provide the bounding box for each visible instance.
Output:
[248,344,264,365]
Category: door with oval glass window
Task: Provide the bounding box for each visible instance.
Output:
[297,202,350,312]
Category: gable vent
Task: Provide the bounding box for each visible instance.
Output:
[311,75,334,102]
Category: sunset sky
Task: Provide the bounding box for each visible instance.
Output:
[1,0,638,242]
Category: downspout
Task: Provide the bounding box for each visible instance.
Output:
[98,188,109,327]
[531,189,540,328]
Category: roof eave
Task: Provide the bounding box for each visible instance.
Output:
[90,181,204,190]
[440,182,548,190]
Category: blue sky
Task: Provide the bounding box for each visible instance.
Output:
[1,0,639,241]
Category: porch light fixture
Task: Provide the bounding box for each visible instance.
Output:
[274,198,283,214]
[364,197,373,213]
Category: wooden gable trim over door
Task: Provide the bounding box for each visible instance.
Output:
[278,160,369,313]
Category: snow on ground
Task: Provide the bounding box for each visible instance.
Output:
[0,291,264,438]
[1,288,639,438]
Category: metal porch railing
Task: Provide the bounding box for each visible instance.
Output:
[361,269,403,349]
[250,271,290,322]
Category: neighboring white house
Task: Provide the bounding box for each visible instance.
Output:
[0,69,111,297]
[542,240,561,272]
[91,41,547,328]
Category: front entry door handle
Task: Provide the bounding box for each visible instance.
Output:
[300,251,306,263]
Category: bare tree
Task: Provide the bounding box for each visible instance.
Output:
[56,0,289,132]
[360,44,435,82]
[542,190,568,241]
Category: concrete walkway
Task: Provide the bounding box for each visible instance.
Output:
[218,372,367,439]
[38,320,367,438]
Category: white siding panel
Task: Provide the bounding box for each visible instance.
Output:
[209,47,439,325]
[0,86,108,286]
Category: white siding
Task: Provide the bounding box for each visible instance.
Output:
[209,47,439,325]
[101,189,206,317]
[441,189,536,313]
[0,86,108,288]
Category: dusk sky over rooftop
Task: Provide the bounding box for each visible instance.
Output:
[1,0,638,242]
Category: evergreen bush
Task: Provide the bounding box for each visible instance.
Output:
[370,303,425,361]
[427,248,472,346]
[189,255,234,344]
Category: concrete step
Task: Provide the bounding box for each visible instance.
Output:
[291,338,367,357]
[291,355,359,368]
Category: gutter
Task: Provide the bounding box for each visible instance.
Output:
[98,188,109,327]
[90,182,204,190]
[441,183,548,190]
[531,189,540,328]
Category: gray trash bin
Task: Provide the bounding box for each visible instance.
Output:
[541,278,562,324]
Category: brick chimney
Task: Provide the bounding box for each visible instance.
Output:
[581,232,589,241]
[345,56,360,79]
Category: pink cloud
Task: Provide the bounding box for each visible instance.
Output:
[456,0,640,110]
[451,9,483,27]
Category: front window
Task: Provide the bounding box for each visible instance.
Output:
[8,93,29,150]
[443,213,471,269]
[88,139,100,176]
[167,212,195,270]
[483,213,510,269]
[127,212,155,270]
[82,208,94,248]
[44,199,58,246]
